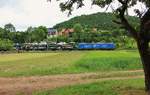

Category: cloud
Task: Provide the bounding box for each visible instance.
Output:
[0,0,109,31]
[0,0,145,31]
[0,0,20,8]
[0,0,70,31]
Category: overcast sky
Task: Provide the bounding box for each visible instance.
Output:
[0,0,145,31]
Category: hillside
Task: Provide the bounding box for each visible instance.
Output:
[53,12,139,30]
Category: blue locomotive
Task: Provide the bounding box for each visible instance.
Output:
[77,43,115,50]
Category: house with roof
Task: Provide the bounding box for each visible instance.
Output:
[47,28,58,38]
[58,29,74,37]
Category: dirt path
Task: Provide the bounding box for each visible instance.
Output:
[0,70,144,95]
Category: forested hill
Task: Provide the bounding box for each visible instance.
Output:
[53,12,139,30]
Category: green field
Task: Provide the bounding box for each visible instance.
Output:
[0,50,142,77]
[33,79,145,95]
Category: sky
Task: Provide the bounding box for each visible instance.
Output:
[0,0,146,31]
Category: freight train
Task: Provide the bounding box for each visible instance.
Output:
[14,42,116,51]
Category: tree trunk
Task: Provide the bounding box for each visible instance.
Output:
[137,39,150,95]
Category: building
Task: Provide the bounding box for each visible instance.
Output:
[47,28,58,38]
[58,29,74,37]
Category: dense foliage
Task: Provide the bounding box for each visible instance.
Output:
[54,12,139,31]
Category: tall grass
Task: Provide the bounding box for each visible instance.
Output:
[75,50,142,72]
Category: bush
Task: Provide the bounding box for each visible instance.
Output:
[0,39,13,51]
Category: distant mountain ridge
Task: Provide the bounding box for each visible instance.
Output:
[53,12,139,31]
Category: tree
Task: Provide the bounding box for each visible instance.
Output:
[25,26,48,43]
[72,23,83,42]
[26,27,35,42]
[4,23,16,32]
[34,26,47,42]
[37,26,48,40]
[50,0,150,94]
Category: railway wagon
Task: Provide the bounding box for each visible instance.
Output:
[77,43,116,50]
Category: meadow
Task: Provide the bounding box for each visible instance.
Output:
[0,50,142,77]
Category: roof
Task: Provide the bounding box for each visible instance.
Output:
[47,28,57,33]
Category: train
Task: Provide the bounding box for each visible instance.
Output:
[14,42,116,51]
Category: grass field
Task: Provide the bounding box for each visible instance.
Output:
[0,50,142,77]
[33,79,145,95]
[0,50,145,95]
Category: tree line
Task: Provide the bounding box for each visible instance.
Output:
[0,23,48,50]
[0,23,137,51]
